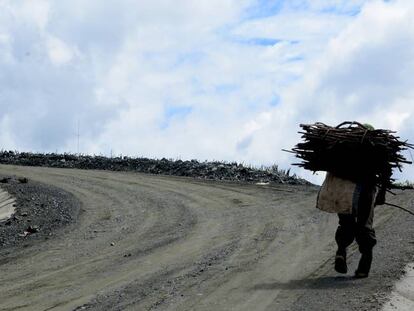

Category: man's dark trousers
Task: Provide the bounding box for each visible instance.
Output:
[335,182,377,254]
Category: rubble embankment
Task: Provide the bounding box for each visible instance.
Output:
[0,176,81,249]
[0,151,309,185]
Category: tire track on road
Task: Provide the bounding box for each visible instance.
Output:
[0,165,339,311]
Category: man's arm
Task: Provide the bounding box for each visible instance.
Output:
[375,166,392,206]
[375,186,386,206]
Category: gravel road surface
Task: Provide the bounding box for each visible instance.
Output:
[0,165,413,311]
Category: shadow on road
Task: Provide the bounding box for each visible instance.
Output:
[252,276,356,291]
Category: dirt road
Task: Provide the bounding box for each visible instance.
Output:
[0,165,413,311]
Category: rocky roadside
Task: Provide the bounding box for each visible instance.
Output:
[0,151,308,185]
[0,175,81,252]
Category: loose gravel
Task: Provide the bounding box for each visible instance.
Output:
[0,175,81,250]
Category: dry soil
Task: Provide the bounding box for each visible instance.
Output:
[0,164,413,311]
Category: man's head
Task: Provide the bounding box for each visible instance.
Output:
[363,123,375,130]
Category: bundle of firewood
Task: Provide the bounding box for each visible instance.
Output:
[287,121,414,187]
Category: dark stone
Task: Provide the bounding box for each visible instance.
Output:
[18,177,28,184]
[26,225,39,233]
[0,177,10,183]
[0,151,311,185]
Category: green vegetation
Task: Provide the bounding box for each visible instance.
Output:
[391,180,414,189]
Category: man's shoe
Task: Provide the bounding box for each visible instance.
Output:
[354,252,372,278]
[334,249,347,274]
[354,270,369,278]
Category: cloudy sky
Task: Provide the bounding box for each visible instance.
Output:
[1,0,413,182]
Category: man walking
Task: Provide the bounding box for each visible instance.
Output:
[290,121,412,278]
[333,123,389,278]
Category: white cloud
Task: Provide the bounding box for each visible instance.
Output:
[46,36,78,65]
[0,115,17,150]
[247,0,414,183]
[9,0,50,30]
[0,0,414,183]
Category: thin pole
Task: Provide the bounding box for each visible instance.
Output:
[384,202,414,216]
[77,120,80,155]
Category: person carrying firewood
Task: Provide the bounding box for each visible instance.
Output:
[332,127,390,278]
[320,124,391,278]
[289,121,413,278]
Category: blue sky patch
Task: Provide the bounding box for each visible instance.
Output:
[215,84,239,94]
[244,37,281,46]
[286,56,304,62]
[161,105,193,129]
[243,0,363,21]
[228,36,281,47]
[165,106,192,118]
[269,95,281,107]
[320,6,361,16]
[174,51,204,67]
[243,0,285,20]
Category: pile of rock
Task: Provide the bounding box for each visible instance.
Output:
[0,151,309,185]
